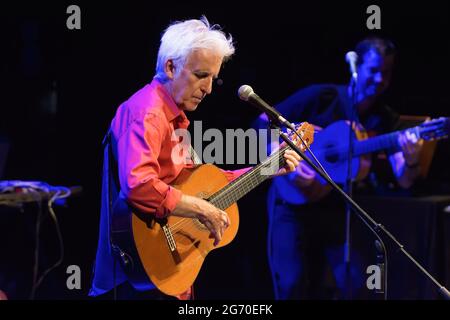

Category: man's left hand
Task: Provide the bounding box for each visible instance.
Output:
[276,149,302,176]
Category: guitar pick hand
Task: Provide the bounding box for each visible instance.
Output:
[291,161,316,187]
[398,130,423,167]
[172,194,230,246]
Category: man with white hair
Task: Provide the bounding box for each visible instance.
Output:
[89,16,300,300]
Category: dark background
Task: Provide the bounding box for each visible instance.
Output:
[0,1,449,299]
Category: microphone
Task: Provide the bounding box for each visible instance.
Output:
[238,85,295,130]
[345,51,358,82]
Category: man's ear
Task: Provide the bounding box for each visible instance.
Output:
[164,59,176,80]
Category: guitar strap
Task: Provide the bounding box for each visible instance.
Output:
[101,129,120,300]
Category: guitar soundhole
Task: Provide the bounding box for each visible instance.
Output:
[324,144,339,163]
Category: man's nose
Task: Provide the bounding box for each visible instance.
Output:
[201,77,213,95]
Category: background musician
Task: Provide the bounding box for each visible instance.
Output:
[253,36,424,299]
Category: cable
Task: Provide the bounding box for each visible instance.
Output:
[30,191,43,300]
[0,180,69,299]
[374,239,388,300]
[31,191,66,298]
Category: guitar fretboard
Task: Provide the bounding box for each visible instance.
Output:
[207,145,290,210]
[353,126,420,156]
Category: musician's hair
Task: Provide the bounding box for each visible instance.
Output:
[155,16,235,82]
[355,37,396,66]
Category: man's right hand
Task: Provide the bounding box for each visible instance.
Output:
[287,161,332,203]
[290,161,317,187]
[172,194,230,246]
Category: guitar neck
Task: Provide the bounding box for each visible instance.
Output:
[354,126,420,156]
[207,145,289,210]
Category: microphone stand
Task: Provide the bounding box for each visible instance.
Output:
[344,78,358,299]
[270,121,450,300]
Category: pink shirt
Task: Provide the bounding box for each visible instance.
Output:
[111,79,247,218]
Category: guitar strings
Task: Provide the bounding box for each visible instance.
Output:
[169,119,446,240]
[169,126,314,231]
[317,131,400,158]
[166,121,443,244]
[168,126,313,232]
[169,144,289,232]
[168,151,284,233]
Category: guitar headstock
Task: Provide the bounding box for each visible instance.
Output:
[419,117,450,141]
[287,122,315,152]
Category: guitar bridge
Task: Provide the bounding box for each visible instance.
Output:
[162,224,177,252]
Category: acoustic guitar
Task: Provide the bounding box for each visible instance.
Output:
[275,117,450,205]
[111,122,314,296]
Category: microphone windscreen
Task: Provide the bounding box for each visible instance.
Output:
[238,85,254,101]
[345,51,358,63]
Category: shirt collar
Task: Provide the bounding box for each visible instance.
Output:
[151,78,189,125]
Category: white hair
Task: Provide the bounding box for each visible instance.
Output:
[155,16,235,82]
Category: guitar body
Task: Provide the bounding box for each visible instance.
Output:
[274,120,371,205]
[112,164,239,297]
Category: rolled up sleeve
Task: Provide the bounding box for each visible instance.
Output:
[116,114,182,218]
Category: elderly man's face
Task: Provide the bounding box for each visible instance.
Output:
[357,50,394,101]
[169,48,223,112]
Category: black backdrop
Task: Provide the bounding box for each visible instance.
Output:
[0,1,449,299]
